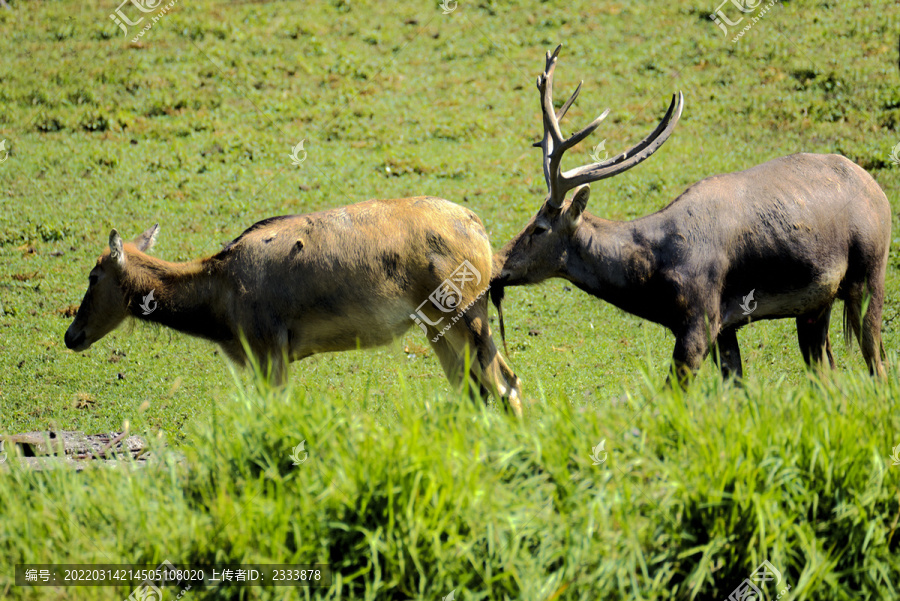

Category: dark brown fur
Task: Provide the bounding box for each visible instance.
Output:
[494,153,891,381]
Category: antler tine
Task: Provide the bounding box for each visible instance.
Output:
[544,78,587,202]
[535,81,554,196]
[534,47,566,200]
[561,92,684,189]
[538,50,576,206]
[558,107,610,154]
[556,81,582,121]
[545,44,562,73]
[539,59,563,146]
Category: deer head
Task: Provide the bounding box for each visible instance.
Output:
[64,225,159,351]
[492,45,683,289]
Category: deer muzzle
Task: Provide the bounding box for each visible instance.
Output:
[64,327,90,351]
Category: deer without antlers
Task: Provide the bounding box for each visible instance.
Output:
[492,45,890,382]
[64,198,523,416]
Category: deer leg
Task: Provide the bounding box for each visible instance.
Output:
[845,279,887,377]
[490,351,523,417]
[825,334,836,369]
[462,307,523,418]
[253,351,288,386]
[429,331,496,401]
[219,341,249,368]
[796,306,835,370]
[669,321,715,388]
[428,304,523,417]
[428,329,475,396]
[270,355,289,387]
[711,326,743,380]
[861,283,886,378]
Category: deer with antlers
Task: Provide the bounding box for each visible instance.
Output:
[64,198,523,416]
[491,45,891,382]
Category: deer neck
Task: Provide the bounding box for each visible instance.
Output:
[564,213,660,309]
[122,253,232,343]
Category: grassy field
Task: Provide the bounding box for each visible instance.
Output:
[0,0,899,599]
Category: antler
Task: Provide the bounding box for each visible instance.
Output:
[535,44,684,208]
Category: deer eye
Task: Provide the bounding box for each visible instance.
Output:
[89,275,99,286]
[533,223,549,235]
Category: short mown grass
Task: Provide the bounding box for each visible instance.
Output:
[2,0,899,439]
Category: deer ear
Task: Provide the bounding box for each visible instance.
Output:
[567,184,591,222]
[109,229,125,269]
[134,223,160,252]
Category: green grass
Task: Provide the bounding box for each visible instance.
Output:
[1,371,898,600]
[1,0,900,598]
